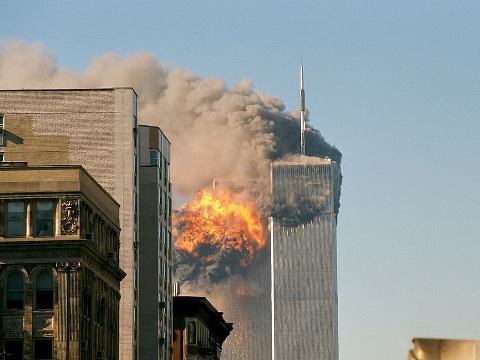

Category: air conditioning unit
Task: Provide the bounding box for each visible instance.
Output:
[85,233,94,241]
[109,323,115,332]
[158,338,165,346]
[158,301,166,309]
[81,341,88,351]
[83,286,90,294]
[100,298,107,306]
[96,350,105,359]
[108,252,117,261]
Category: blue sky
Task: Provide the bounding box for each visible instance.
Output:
[2,1,480,359]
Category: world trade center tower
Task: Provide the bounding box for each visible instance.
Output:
[270,156,341,360]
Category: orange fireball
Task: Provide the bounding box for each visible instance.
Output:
[173,189,266,266]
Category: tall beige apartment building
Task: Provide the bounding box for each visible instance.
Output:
[0,89,144,360]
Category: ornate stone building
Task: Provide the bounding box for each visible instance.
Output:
[0,165,125,360]
[173,296,233,360]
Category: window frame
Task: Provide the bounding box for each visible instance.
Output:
[34,271,54,310]
[4,339,24,360]
[0,114,4,147]
[34,338,53,360]
[34,200,55,237]
[5,271,24,310]
[187,321,197,344]
[6,202,26,238]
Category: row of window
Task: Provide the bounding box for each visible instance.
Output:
[6,271,54,310]
[4,338,53,360]
[0,113,4,148]
[3,201,55,238]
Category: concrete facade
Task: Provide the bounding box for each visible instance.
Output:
[0,89,139,360]
[270,157,341,360]
[0,165,125,360]
[138,125,173,360]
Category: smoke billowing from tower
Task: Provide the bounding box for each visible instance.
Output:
[0,40,342,359]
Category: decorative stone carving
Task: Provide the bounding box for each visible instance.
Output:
[56,262,70,271]
[70,262,81,271]
[4,331,24,338]
[3,316,24,331]
[34,315,54,330]
[33,329,54,337]
[61,199,79,235]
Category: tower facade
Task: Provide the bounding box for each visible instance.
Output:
[138,125,173,360]
[270,157,340,360]
[0,89,139,359]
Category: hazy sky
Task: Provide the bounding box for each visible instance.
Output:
[2,1,480,359]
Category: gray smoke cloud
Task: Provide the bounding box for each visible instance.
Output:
[0,40,341,203]
[0,39,342,358]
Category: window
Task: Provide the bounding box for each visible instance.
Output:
[34,339,52,360]
[6,272,24,310]
[5,339,23,360]
[0,153,4,162]
[0,114,4,146]
[150,149,158,166]
[35,201,55,237]
[35,272,53,310]
[7,202,26,237]
[187,321,196,344]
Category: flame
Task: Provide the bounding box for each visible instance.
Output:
[173,189,266,266]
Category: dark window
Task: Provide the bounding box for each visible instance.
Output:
[5,339,23,360]
[34,339,52,360]
[35,201,55,237]
[0,114,4,147]
[35,272,53,310]
[7,202,25,237]
[150,149,158,166]
[187,321,196,344]
[6,272,24,310]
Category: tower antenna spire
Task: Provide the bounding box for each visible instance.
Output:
[300,62,306,155]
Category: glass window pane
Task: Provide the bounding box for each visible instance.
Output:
[7,272,23,290]
[36,201,54,237]
[7,202,25,237]
[5,339,23,360]
[34,339,53,360]
[36,272,53,289]
[6,272,24,310]
[150,149,158,166]
[35,272,53,310]
[187,321,196,344]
